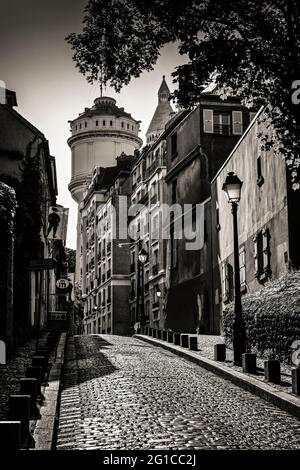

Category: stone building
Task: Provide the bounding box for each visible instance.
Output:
[164,92,256,334]
[0,87,58,350]
[81,154,136,335]
[68,95,143,282]
[211,108,300,328]
[146,75,174,145]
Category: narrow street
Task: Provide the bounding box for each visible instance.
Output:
[56,335,300,450]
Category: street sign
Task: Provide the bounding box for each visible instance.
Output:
[56,278,70,289]
[28,259,56,271]
[48,311,67,321]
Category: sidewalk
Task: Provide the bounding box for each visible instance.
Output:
[135,333,300,419]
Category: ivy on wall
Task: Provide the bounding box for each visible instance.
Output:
[223,271,300,363]
[0,181,16,259]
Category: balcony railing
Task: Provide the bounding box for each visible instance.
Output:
[152,264,159,276]
[213,123,231,135]
[145,156,165,179]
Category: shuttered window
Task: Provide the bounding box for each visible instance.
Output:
[254,229,270,280]
[222,262,233,303]
[203,109,213,133]
[232,111,243,135]
[239,246,246,292]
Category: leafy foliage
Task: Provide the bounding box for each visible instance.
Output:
[67,0,300,185]
[223,271,300,363]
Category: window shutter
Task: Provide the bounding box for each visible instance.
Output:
[239,247,246,287]
[222,262,230,302]
[262,228,270,272]
[203,109,213,133]
[253,236,259,277]
[232,111,243,135]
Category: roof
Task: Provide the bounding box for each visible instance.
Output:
[71,96,139,123]
[146,76,174,140]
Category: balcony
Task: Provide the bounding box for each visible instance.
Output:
[152,264,159,276]
[150,194,158,205]
[145,156,165,179]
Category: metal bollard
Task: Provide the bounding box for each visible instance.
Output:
[180,334,189,348]
[157,330,162,340]
[26,366,43,398]
[167,331,174,343]
[242,353,257,373]
[20,378,40,419]
[264,360,281,384]
[214,343,226,361]
[292,368,300,396]
[32,355,48,380]
[162,330,167,341]
[9,395,34,448]
[152,329,157,339]
[0,421,21,450]
[189,336,198,351]
[148,328,153,337]
[173,333,181,345]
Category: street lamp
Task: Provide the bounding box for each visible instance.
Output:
[138,248,148,327]
[222,171,246,366]
[156,286,162,298]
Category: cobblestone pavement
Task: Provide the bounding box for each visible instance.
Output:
[56,335,300,450]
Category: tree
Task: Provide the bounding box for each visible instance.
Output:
[66,0,300,186]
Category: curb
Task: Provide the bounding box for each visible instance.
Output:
[134,334,300,420]
[32,332,67,450]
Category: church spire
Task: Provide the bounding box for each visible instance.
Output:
[146,76,173,145]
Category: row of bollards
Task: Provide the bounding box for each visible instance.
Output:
[140,327,300,397]
[0,331,59,450]
[213,344,300,395]
[141,327,199,352]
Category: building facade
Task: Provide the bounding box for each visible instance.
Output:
[164,93,256,334]
[211,108,300,327]
[0,88,58,351]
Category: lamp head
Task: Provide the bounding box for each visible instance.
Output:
[222,171,243,204]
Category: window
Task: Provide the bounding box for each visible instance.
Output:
[172,180,177,204]
[127,123,129,129]
[85,122,87,128]
[96,120,99,126]
[213,112,231,135]
[254,229,270,280]
[103,120,106,126]
[151,213,159,239]
[121,122,124,128]
[216,205,221,231]
[232,111,243,135]
[203,109,213,133]
[79,123,82,129]
[249,111,257,123]
[171,132,177,158]
[239,246,246,293]
[170,236,178,269]
[257,156,264,186]
[110,120,113,126]
[222,262,233,303]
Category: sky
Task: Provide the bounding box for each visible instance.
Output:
[0,0,184,249]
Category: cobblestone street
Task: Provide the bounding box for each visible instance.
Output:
[56,335,300,450]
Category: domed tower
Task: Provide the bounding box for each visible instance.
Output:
[146,76,174,145]
[68,95,143,281]
[68,96,143,203]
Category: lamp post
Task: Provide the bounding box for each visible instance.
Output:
[222,171,246,366]
[138,248,148,327]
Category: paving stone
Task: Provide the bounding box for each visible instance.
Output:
[56,335,300,450]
